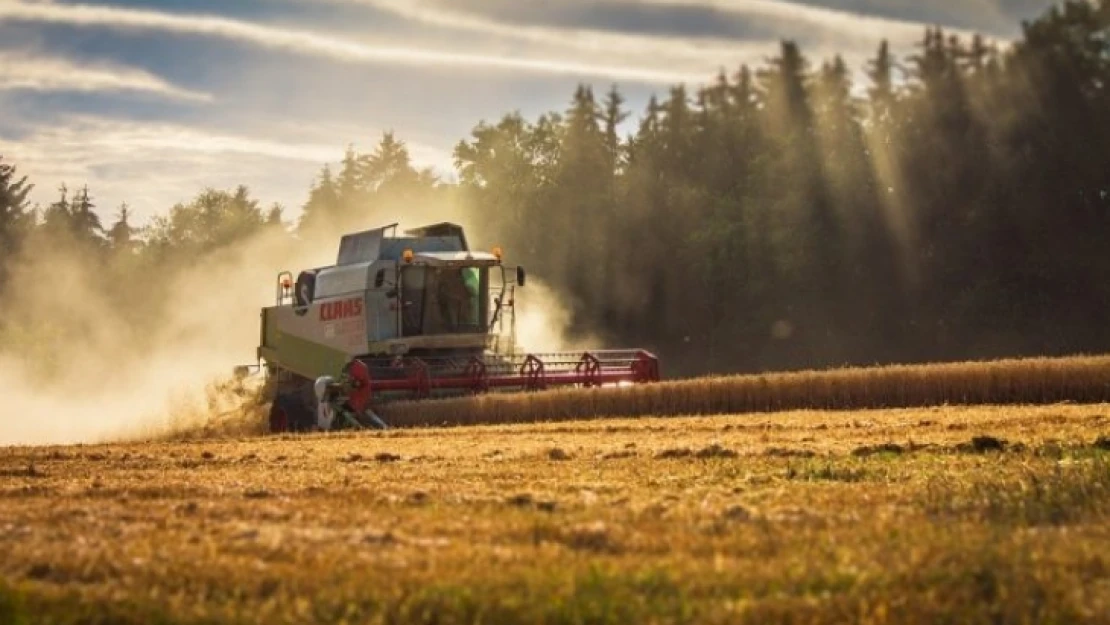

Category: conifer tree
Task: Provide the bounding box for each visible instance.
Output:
[0,156,33,255]
[108,203,137,253]
[299,165,340,233]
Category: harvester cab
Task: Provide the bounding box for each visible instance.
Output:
[257,222,659,433]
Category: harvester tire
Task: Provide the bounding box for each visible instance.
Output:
[268,396,315,434]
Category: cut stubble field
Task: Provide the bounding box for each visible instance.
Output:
[3,404,1110,624]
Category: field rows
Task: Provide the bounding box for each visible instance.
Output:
[3,403,1110,624]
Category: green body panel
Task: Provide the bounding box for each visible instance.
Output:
[258,307,355,379]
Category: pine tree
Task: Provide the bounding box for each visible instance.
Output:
[42,184,72,236]
[658,85,694,178]
[0,156,34,291]
[360,132,413,192]
[601,85,629,174]
[867,41,897,121]
[759,41,812,131]
[299,165,341,233]
[553,85,612,328]
[266,204,285,228]
[0,155,33,254]
[70,185,105,245]
[335,145,362,212]
[108,203,137,253]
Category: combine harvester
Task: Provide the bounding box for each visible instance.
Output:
[256,222,660,432]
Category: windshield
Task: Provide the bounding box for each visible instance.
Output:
[400,265,490,336]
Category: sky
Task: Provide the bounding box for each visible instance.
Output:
[0,0,1059,226]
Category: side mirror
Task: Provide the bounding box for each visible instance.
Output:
[516,266,526,287]
[374,269,385,288]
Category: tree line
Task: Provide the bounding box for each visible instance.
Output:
[2,0,1108,377]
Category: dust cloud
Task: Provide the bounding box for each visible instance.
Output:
[512,279,601,354]
[0,212,586,446]
[0,229,308,446]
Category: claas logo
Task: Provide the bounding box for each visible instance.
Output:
[319,298,364,321]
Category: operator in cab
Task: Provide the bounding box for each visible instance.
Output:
[436,267,480,332]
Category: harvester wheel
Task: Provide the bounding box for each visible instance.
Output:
[268,396,315,434]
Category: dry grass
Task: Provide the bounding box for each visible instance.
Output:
[3,404,1110,624]
[379,354,1110,428]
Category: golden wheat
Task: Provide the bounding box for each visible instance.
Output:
[377,354,1110,427]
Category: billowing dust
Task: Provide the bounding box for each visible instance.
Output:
[0,214,583,446]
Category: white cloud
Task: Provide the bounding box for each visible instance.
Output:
[631,0,973,42]
[2,0,1008,112]
[2,116,453,222]
[676,0,1053,37]
[0,1,704,84]
[299,0,998,84]
[360,0,958,43]
[337,0,787,64]
[0,51,211,101]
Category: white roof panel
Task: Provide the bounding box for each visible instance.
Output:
[413,251,500,265]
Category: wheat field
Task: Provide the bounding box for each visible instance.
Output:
[3,403,1110,624]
